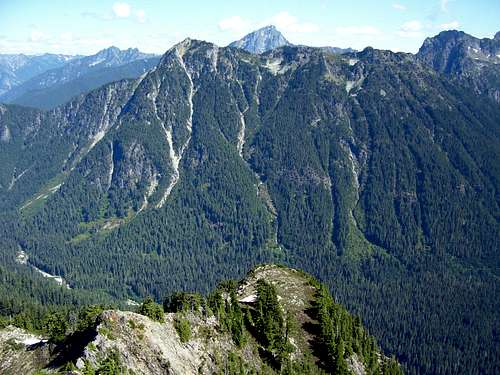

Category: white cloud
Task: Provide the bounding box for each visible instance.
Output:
[440,20,459,30]
[335,25,382,36]
[218,16,252,34]
[112,2,130,18]
[30,30,45,42]
[392,3,406,11]
[136,9,146,23]
[401,20,422,32]
[59,32,73,42]
[269,11,319,33]
[398,20,423,37]
[440,0,454,12]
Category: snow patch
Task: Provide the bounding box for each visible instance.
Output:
[239,294,257,303]
[348,58,359,66]
[15,250,70,289]
[89,58,105,67]
[126,299,140,307]
[264,58,283,75]
[346,81,355,93]
[22,337,47,346]
[8,168,29,191]
[156,47,194,208]
[1,125,11,142]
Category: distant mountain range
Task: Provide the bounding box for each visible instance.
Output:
[0,53,79,96]
[0,26,361,110]
[0,47,160,109]
[2,28,497,111]
[228,25,355,54]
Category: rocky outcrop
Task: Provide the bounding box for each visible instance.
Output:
[0,265,402,374]
[0,326,50,374]
[417,30,500,101]
[229,25,291,54]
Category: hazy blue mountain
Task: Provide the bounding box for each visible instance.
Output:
[229,25,355,56]
[0,53,78,96]
[229,25,291,53]
[0,47,159,109]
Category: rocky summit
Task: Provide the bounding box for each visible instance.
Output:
[229,25,291,53]
[417,30,500,102]
[0,265,402,374]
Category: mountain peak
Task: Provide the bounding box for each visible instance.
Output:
[228,25,291,54]
[260,25,277,31]
[103,45,121,53]
[416,30,500,102]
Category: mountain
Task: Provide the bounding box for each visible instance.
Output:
[0,265,402,374]
[0,47,160,109]
[320,46,357,54]
[0,35,499,375]
[229,25,292,53]
[0,53,77,96]
[229,25,355,55]
[417,30,500,102]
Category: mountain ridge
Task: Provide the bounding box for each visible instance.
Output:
[0,264,402,375]
[417,29,500,102]
[0,53,78,96]
[0,46,160,109]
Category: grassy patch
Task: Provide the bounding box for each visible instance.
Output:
[19,174,65,217]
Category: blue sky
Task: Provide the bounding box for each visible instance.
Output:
[0,0,498,55]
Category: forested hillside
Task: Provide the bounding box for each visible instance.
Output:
[0,35,499,374]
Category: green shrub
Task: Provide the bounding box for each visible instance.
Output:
[138,297,164,323]
[174,316,191,343]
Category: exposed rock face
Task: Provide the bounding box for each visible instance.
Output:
[76,310,252,375]
[0,265,400,374]
[229,25,291,54]
[0,326,50,374]
[417,30,500,101]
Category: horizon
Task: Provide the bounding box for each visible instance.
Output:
[1,26,494,58]
[1,0,499,56]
